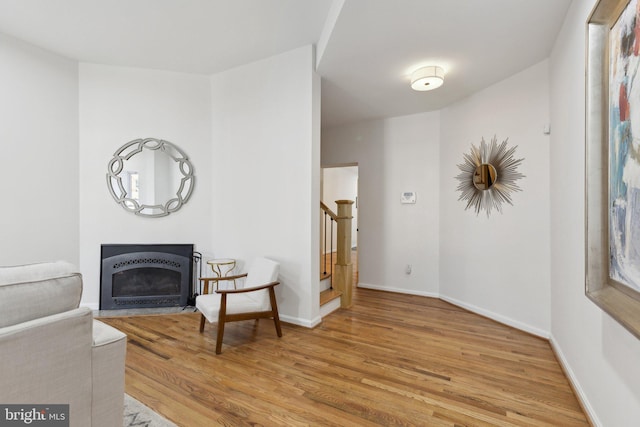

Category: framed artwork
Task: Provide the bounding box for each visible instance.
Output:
[587,0,640,338]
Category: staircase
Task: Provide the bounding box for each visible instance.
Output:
[320,256,341,317]
[320,280,341,317]
[320,200,354,317]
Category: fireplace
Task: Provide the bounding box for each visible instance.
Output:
[100,244,193,310]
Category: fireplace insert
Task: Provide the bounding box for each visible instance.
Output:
[100,244,193,310]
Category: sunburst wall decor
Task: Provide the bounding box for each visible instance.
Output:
[455,136,524,217]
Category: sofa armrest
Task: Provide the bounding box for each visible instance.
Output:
[0,307,93,426]
[0,261,82,328]
[91,320,127,427]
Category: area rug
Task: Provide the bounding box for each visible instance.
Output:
[124,394,177,427]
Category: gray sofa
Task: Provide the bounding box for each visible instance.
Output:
[0,261,127,427]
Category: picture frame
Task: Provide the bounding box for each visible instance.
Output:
[586,0,640,339]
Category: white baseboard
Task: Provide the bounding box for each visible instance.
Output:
[357,283,439,298]
[439,294,549,339]
[81,302,99,311]
[549,336,601,427]
[439,295,549,340]
[279,313,322,328]
[90,300,322,328]
[352,287,596,424]
[358,283,549,340]
[356,285,547,338]
[320,297,341,318]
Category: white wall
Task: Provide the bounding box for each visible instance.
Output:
[78,64,212,308]
[6,15,639,426]
[322,166,358,249]
[550,0,640,425]
[210,45,321,327]
[439,60,551,337]
[323,120,385,287]
[0,33,79,266]
[322,111,440,296]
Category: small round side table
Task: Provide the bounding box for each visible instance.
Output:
[204,258,237,292]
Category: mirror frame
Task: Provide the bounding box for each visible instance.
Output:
[106,138,195,217]
[455,136,524,217]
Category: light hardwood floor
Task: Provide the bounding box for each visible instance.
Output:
[101,288,589,426]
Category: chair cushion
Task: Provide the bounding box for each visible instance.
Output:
[245,258,279,287]
[196,291,269,323]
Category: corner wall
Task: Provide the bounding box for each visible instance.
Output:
[322,111,440,296]
[78,64,213,307]
[550,0,640,424]
[209,45,320,326]
[439,60,551,337]
[0,33,79,266]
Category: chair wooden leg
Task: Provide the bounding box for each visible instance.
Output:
[199,314,206,332]
[216,294,227,354]
[269,287,283,337]
[215,322,225,354]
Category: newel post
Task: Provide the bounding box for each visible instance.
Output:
[334,200,354,308]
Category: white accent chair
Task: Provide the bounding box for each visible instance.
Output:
[196,257,282,354]
[0,261,127,427]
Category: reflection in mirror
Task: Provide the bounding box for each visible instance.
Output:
[107,138,195,217]
[473,164,497,190]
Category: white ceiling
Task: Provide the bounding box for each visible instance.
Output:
[0,0,572,129]
[318,0,572,127]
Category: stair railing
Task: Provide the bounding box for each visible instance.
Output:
[320,201,337,290]
[320,200,354,308]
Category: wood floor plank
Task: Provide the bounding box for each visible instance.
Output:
[100,288,590,426]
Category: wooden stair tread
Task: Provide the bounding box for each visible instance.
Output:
[320,288,342,306]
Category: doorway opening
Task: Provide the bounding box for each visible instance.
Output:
[321,164,358,290]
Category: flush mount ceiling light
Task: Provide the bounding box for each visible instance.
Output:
[410,66,444,91]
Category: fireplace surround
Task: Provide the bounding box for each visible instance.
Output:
[100,244,193,310]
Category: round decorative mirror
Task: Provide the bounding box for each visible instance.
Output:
[455,136,524,216]
[106,138,195,217]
